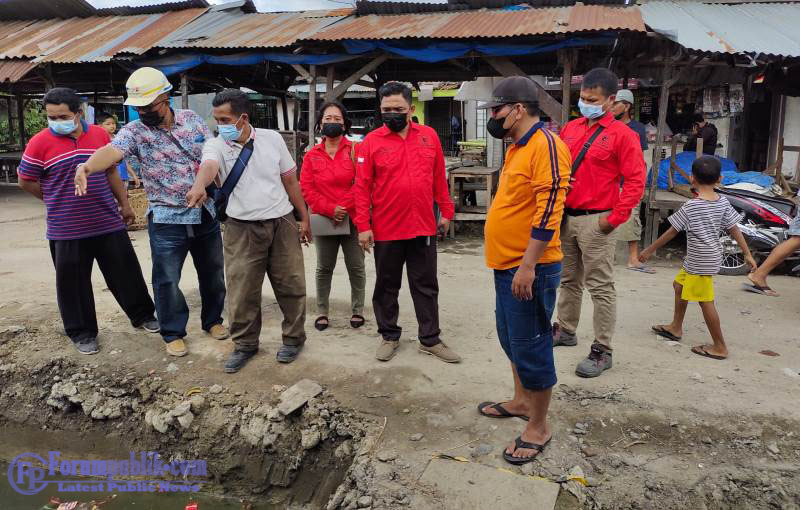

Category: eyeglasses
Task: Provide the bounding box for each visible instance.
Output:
[491,104,512,115]
[134,99,168,113]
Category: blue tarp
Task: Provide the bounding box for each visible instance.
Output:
[138,52,357,76]
[136,38,614,74]
[648,151,775,190]
[341,38,614,63]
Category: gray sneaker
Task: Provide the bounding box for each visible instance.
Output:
[74,338,99,355]
[575,344,612,378]
[137,318,160,334]
[552,323,577,347]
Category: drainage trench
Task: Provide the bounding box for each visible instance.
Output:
[0,357,370,509]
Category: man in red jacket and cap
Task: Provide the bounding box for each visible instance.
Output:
[354,81,460,364]
[553,68,646,378]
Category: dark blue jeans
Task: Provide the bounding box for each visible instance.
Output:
[148,209,226,342]
[494,262,561,390]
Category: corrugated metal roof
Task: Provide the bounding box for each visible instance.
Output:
[157,10,345,49]
[0,59,38,83]
[309,5,645,41]
[640,2,800,57]
[0,9,206,63]
[95,0,210,16]
[0,0,96,20]
[354,0,626,15]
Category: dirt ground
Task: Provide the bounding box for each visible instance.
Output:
[1,185,799,509]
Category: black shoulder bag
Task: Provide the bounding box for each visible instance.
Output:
[571,125,606,176]
[204,139,254,222]
[163,131,254,222]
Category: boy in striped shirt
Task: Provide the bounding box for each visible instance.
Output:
[17,88,157,355]
[639,156,756,360]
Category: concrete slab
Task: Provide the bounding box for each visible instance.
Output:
[415,458,560,510]
[277,379,323,415]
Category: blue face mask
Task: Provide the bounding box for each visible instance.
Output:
[218,115,243,142]
[578,99,606,120]
[48,116,77,135]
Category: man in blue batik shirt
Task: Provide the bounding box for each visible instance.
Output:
[76,67,229,357]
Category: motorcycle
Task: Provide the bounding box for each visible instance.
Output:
[716,187,800,276]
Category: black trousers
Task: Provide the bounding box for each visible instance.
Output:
[372,236,441,347]
[49,229,156,342]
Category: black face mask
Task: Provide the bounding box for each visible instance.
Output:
[382,112,408,133]
[140,109,163,127]
[487,116,511,139]
[321,122,344,138]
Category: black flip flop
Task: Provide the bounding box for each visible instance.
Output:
[477,402,529,421]
[651,325,681,342]
[742,283,779,297]
[692,345,727,360]
[502,436,551,465]
[314,316,329,331]
[350,314,365,329]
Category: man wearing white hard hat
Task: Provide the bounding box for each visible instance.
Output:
[76,67,228,357]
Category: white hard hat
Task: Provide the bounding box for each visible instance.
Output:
[615,89,634,104]
[124,67,173,107]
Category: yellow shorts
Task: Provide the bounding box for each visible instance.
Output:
[674,269,714,302]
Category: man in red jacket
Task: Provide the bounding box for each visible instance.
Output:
[354,81,460,364]
[554,68,646,378]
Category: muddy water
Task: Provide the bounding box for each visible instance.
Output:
[0,462,280,510]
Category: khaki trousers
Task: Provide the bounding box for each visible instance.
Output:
[223,214,306,351]
[313,221,366,316]
[556,213,618,348]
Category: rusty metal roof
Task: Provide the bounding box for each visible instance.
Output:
[156,9,346,49]
[0,9,206,63]
[0,59,38,83]
[309,5,645,41]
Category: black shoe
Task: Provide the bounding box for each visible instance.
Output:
[277,344,302,364]
[74,338,99,355]
[136,318,160,334]
[224,350,257,373]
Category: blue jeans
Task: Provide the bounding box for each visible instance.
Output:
[148,209,226,342]
[494,262,561,390]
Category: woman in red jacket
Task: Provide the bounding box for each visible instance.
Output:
[300,102,366,331]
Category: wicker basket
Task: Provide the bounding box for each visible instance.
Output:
[127,189,149,231]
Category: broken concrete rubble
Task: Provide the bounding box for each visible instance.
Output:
[277,379,323,415]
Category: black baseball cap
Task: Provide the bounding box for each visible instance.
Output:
[478,76,539,109]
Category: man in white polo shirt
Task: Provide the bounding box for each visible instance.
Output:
[187,89,312,372]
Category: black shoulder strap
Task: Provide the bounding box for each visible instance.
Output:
[220,138,255,197]
[164,131,200,164]
[571,124,606,175]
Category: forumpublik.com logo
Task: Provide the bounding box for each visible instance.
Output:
[8,451,208,496]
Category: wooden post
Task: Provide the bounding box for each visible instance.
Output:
[308,65,317,144]
[560,50,573,129]
[6,97,15,147]
[280,94,289,131]
[645,64,672,246]
[16,94,25,148]
[328,55,388,101]
[324,65,335,101]
[180,74,188,109]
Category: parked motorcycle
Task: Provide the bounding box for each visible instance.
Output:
[716,187,800,276]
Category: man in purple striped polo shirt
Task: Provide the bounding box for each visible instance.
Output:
[18,87,158,355]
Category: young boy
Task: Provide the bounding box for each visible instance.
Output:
[96,112,140,189]
[639,156,756,360]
